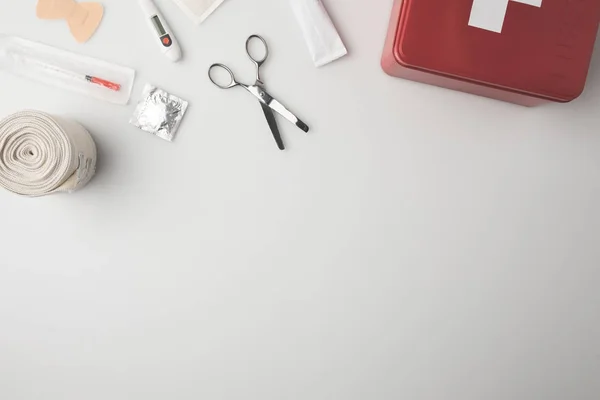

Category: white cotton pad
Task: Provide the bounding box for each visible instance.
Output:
[170,0,226,25]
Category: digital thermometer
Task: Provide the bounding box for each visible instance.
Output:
[139,0,182,62]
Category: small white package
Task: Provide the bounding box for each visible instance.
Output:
[289,0,348,67]
[130,84,189,142]
[170,0,226,25]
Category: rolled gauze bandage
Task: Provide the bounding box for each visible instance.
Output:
[0,110,97,196]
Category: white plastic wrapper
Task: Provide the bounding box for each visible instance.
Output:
[289,0,347,67]
[130,84,189,142]
[0,35,135,105]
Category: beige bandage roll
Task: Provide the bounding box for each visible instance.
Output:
[0,110,97,196]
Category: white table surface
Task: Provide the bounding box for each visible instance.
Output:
[1,1,599,399]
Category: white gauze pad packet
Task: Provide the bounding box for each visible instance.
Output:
[170,0,226,24]
[289,0,347,67]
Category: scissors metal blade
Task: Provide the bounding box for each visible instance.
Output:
[260,103,285,150]
[246,85,309,133]
[268,99,309,133]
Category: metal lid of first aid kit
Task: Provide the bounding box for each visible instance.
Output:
[384,0,600,103]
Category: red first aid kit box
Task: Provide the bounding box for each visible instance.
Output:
[382,0,600,106]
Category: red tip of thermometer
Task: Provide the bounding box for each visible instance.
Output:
[86,75,121,92]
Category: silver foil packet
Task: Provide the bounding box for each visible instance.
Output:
[130,84,189,142]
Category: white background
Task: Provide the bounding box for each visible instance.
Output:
[1,1,599,399]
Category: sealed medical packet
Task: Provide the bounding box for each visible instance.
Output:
[0,35,135,105]
[289,0,347,67]
[130,84,189,142]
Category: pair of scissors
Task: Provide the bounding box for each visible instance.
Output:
[208,35,309,150]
